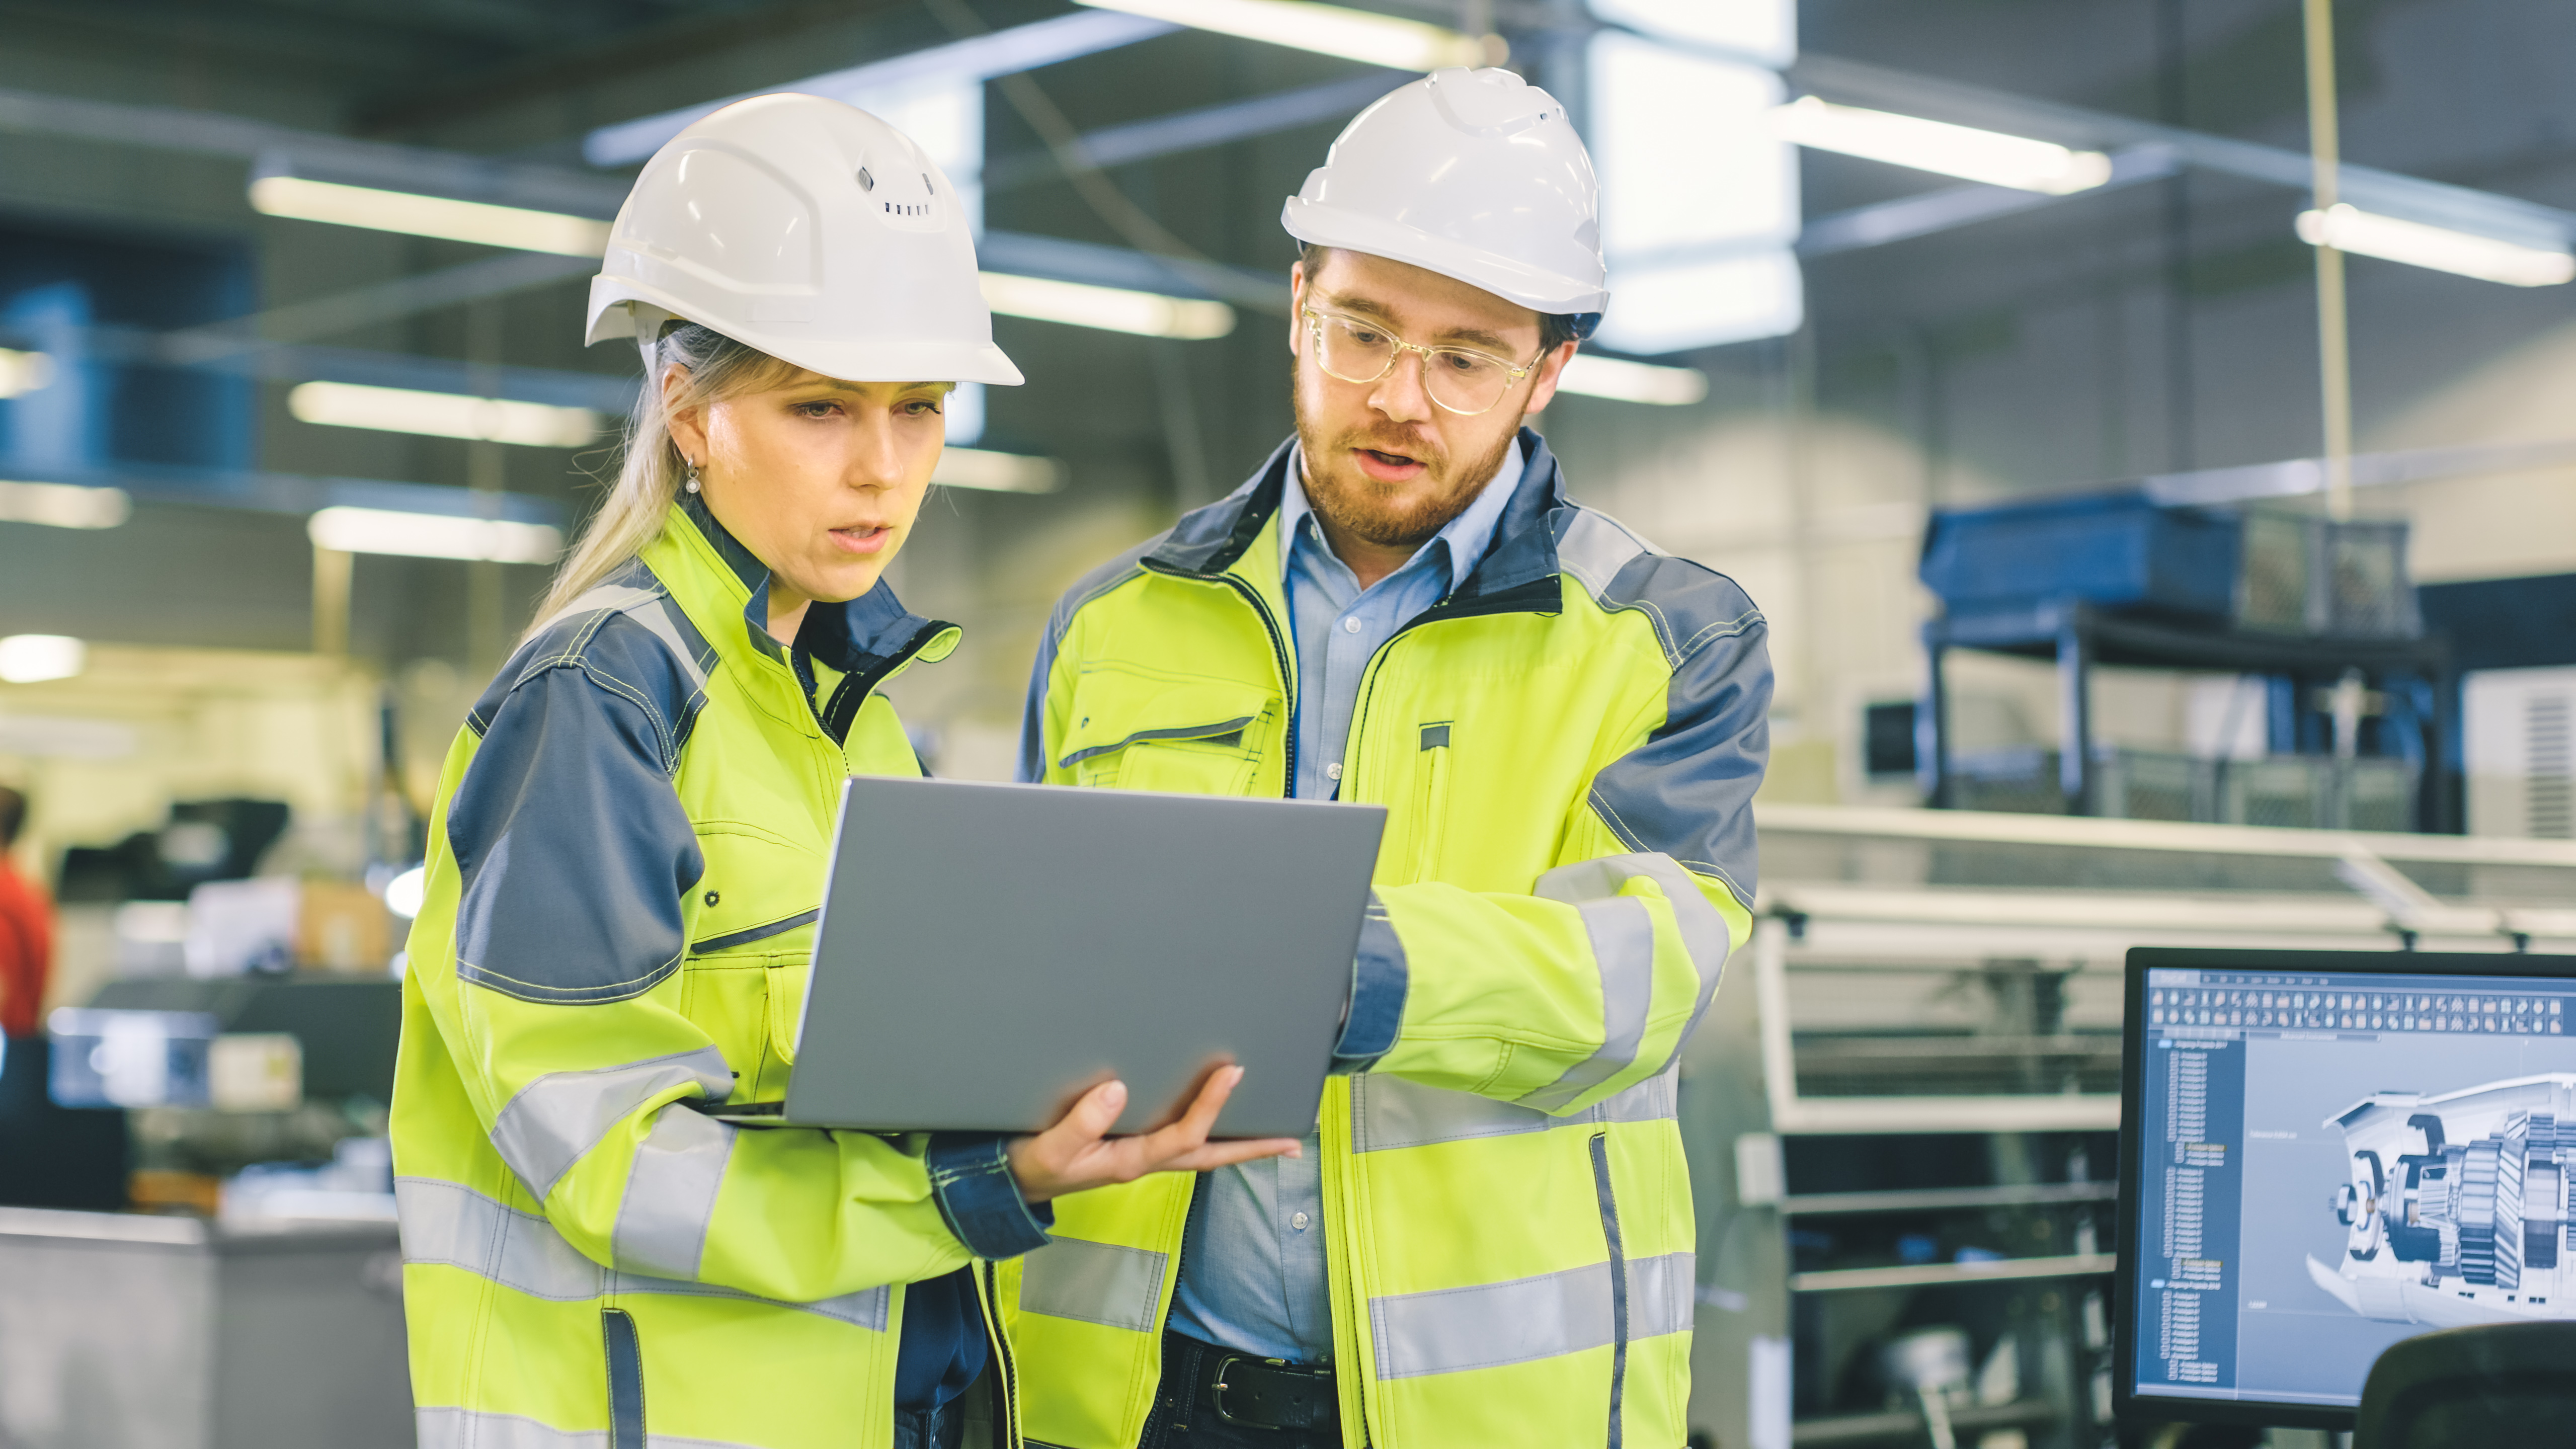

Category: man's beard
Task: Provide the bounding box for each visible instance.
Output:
[1292,390,1523,551]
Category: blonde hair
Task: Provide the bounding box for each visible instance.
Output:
[530,323,799,633]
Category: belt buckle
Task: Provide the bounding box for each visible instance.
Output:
[1210,1355,1253,1427]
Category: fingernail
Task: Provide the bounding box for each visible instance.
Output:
[1104,1080,1128,1105]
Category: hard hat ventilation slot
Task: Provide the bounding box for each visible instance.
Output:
[856,167,875,192]
[880,201,932,216]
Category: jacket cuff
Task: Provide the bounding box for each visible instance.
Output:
[925,1132,1054,1260]
[1331,895,1408,1074]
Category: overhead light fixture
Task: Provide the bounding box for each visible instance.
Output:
[0,479,130,530]
[934,447,1066,494]
[249,175,611,258]
[307,507,565,564]
[1559,355,1710,406]
[383,865,428,920]
[1072,0,1496,71]
[288,382,601,447]
[2296,204,2575,287]
[980,272,1236,340]
[1770,96,2112,195]
[0,348,56,398]
[0,634,87,685]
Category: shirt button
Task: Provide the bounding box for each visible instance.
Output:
[1325,763,1342,780]
[1341,616,1362,633]
[1292,1212,1311,1231]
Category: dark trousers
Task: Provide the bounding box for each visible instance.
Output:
[892,1393,968,1449]
[1136,1331,1351,1449]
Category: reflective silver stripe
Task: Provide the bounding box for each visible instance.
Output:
[532,583,662,640]
[1517,893,1657,1112]
[623,600,711,693]
[1017,1235,1166,1332]
[1522,856,1686,1112]
[397,1177,888,1331]
[1528,853,1733,1104]
[490,1047,734,1201]
[1626,1250,1695,1341]
[612,1105,736,1278]
[1351,1068,1679,1153]
[417,1407,605,1449]
[414,1406,759,1449]
[1368,1250,1696,1380]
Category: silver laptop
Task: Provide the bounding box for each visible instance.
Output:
[717,775,1386,1140]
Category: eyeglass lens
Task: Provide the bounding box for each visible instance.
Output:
[1314,314,1516,416]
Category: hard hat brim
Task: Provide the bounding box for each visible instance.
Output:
[1282,197,1609,316]
[587,282,1026,388]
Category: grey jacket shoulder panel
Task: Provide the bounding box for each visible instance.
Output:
[1562,506,1773,910]
[471,559,720,767]
[451,559,713,1006]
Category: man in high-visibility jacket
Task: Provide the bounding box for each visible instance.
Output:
[1004,67,1772,1449]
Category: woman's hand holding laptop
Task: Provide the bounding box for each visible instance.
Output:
[1007,1067,1302,1203]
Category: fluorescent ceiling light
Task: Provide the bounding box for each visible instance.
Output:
[0,634,86,685]
[0,480,129,529]
[383,865,428,920]
[308,507,565,564]
[0,348,55,399]
[1559,355,1710,406]
[1073,0,1494,71]
[1770,96,2112,195]
[934,447,1066,494]
[250,175,611,257]
[980,272,1235,340]
[2297,203,2575,287]
[586,10,1173,167]
[289,382,600,447]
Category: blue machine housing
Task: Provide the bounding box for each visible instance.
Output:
[1919,489,2243,622]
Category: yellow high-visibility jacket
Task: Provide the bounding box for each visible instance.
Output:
[392,496,1049,1449]
[1004,431,1770,1448]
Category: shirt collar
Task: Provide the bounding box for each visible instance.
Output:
[1280,434,1526,595]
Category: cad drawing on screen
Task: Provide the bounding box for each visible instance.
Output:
[2308,1074,2576,1328]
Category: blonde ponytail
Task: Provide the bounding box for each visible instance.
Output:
[529,324,797,636]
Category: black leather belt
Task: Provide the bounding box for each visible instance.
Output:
[1183,1345,1336,1434]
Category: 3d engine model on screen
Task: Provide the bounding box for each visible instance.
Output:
[2308,1074,2576,1327]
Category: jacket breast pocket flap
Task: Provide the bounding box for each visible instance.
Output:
[1058,678,1274,794]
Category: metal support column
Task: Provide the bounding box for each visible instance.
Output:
[2057,604,2096,815]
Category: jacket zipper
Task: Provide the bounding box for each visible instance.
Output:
[978,1260,1021,1448]
[1139,559,1299,797]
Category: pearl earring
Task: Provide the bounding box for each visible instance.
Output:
[684,459,702,494]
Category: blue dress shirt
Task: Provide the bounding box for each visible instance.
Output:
[1164,437,1526,1363]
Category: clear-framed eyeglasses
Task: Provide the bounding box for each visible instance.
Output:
[1300,306,1542,418]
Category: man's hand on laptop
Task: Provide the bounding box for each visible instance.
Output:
[1006,1066,1302,1203]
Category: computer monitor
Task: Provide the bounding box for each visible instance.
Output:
[2115,946,2576,1431]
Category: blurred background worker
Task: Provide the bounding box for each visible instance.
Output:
[1010,68,1772,1449]
[0,785,50,1042]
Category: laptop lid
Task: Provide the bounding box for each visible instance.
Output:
[781,775,1387,1140]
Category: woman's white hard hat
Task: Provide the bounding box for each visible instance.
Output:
[1282,67,1607,323]
[584,93,1022,386]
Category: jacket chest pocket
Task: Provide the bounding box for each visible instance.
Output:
[1059,676,1276,795]
[680,820,826,1099]
[1407,721,1454,881]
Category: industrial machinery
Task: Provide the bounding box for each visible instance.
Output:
[1679,804,2576,1449]
[2315,1074,2576,1327]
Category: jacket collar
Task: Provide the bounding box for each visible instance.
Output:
[670,490,947,677]
[1146,427,1570,607]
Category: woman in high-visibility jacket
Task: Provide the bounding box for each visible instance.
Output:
[389,95,1291,1449]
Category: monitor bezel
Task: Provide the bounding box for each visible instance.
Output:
[2114,945,2576,1432]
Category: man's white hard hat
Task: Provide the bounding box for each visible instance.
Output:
[585,93,1023,386]
[1282,67,1607,325]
